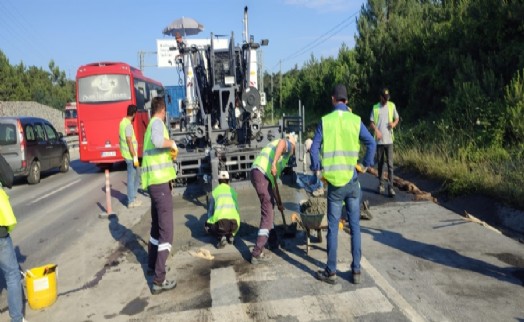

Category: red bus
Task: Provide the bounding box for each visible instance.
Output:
[75,62,164,166]
[64,102,78,136]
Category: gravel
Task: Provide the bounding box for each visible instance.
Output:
[0,101,65,134]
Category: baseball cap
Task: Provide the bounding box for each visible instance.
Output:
[332,84,348,101]
[218,171,229,180]
[380,88,390,99]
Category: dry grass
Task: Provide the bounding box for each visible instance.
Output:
[396,145,524,209]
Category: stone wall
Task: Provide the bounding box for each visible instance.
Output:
[0,101,64,133]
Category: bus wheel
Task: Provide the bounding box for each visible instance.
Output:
[27,160,41,184]
[60,152,70,173]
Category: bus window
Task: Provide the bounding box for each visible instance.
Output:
[78,74,131,103]
[135,84,146,109]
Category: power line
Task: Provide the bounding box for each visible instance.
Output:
[271,10,360,71]
[1,0,51,66]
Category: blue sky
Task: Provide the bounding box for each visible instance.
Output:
[0,0,366,86]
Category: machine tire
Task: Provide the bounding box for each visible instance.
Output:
[59,152,70,173]
[27,160,41,184]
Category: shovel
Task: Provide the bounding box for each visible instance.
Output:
[273,176,297,238]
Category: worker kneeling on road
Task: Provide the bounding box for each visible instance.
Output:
[250,133,296,264]
[205,171,240,249]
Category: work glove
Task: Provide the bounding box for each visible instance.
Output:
[133,156,139,168]
[356,164,367,173]
[170,141,178,161]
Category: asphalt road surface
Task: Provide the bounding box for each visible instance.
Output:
[1,150,523,321]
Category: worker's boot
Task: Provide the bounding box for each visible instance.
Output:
[216,236,227,249]
[388,184,396,198]
[377,182,385,195]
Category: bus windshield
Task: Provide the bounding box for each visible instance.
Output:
[77,74,132,103]
[64,109,77,119]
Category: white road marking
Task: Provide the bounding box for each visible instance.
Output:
[156,287,393,321]
[210,266,250,320]
[29,178,81,204]
[361,256,428,322]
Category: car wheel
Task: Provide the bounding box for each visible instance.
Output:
[27,160,41,184]
[60,152,70,173]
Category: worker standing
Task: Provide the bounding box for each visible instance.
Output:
[310,84,375,284]
[141,97,178,294]
[0,154,25,322]
[369,88,399,197]
[250,133,297,264]
[119,104,142,208]
[205,171,240,248]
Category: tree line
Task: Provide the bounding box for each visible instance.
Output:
[266,0,524,154]
[0,51,75,110]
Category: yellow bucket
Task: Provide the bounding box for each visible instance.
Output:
[25,264,58,310]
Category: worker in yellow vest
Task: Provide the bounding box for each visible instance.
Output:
[250,133,297,264]
[119,104,142,208]
[205,171,240,248]
[141,97,178,295]
[310,84,376,285]
[370,88,399,197]
[0,154,25,321]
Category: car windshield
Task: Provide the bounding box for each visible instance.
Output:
[77,74,131,103]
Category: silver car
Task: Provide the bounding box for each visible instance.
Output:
[0,116,69,184]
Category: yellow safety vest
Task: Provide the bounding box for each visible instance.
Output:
[119,117,137,160]
[321,110,361,187]
[0,189,17,232]
[141,117,176,189]
[373,101,396,141]
[252,139,291,187]
[207,183,240,235]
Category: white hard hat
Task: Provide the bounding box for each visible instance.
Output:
[218,171,230,180]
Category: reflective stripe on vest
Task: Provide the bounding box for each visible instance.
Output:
[252,139,291,187]
[322,110,361,187]
[141,117,176,189]
[373,101,395,141]
[119,117,137,160]
[207,184,240,234]
[0,189,17,232]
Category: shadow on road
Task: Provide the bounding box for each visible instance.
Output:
[362,227,524,286]
[107,214,149,278]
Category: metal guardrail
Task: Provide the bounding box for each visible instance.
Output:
[64,135,79,148]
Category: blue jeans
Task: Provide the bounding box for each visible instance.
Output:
[125,159,140,204]
[325,177,362,275]
[0,236,24,322]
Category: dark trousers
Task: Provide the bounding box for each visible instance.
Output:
[148,183,173,284]
[376,144,394,186]
[205,219,238,240]
[250,169,279,257]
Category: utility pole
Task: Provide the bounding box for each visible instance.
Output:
[279,60,282,110]
[271,74,274,124]
[137,51,158,71]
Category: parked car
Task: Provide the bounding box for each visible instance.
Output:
[0,116,69,184]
